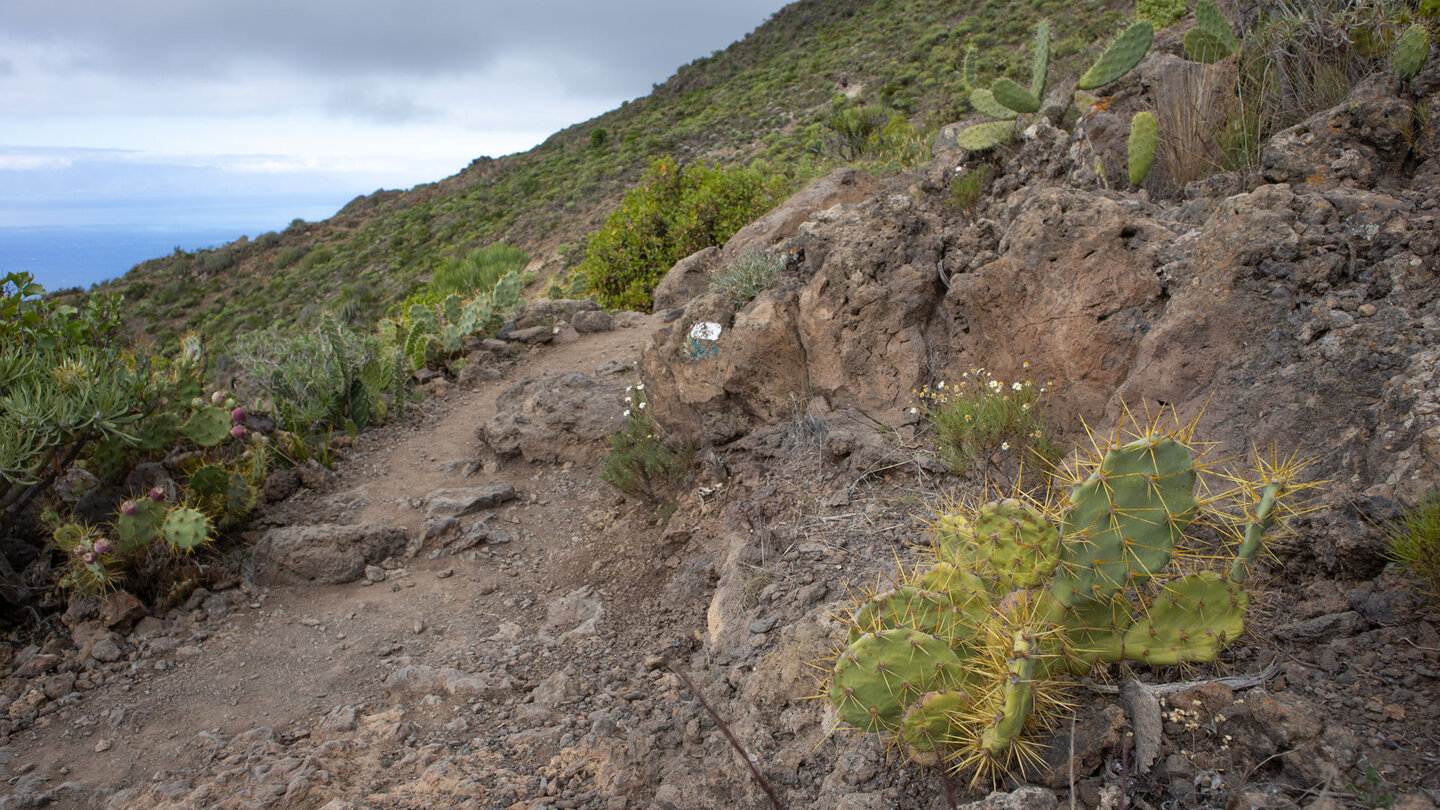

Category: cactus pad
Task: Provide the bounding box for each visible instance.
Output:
[180,406,232,447]
[1122,572,1247,665]
[115,499,166,553]
[1128,111,1159,187]
[970,499,1062,589]
[1192,0,1238,54]
[491,271,525,310]
[956,121,1017,151]
[1394,24,1431,81]
[831,629,964,732]
[188,464,228,498]
[1031,21,1051,101]
[1055,434,1197,604]
[900,690,972,762]
[1078,22,1153,90]
[134,412,181,452]
[1183,28,1229,63]
[991,78,1041,114]
[969,88,1019,120]
[160,507,210,551]
[962,45,978,92]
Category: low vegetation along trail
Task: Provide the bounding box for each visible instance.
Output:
[10,312,700,809]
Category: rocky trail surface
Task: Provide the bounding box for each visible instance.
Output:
[2,311,728,809]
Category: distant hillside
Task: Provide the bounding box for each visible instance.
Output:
[92,0,1127,353]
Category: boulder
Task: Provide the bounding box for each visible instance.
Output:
[478,370,629,464]
[652,246,720,312]
[253,523,408,584]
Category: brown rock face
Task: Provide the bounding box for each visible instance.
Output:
[641,79,1440,512]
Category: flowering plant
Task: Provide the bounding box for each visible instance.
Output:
[913,365,1059,476]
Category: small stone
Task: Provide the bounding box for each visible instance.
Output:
[89,637,124,663]
[99,590,148,630]
[436,568,454,579]
[413,620,426,634]
[365,565,387,584]
[94,739,112,752]
[572,310,614,333]
[748,617,777,634]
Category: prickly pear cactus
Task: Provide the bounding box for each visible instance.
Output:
[1128,111,1159,186]
[956,121,1017,151]
[822,410,1315,783]
[961,45,978,93]
[161,506,210,551]
[180,406,233,448]
[491,271,525,311]
[1394,23,1431,81]
[115,499,166,554]
[1184,0,1239,63]
[991,78,1040,114]
[970,88,1019,120]
[1078,21,1153,90]
[1030,21,1051,101]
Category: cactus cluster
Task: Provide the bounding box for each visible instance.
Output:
[1183,1,1240,63]
[395,270,525,370]
[824,411,1314,782]
[55,385,262,592]
[957,19,1152,152]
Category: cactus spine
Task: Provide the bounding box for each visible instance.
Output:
[823,410,1315,782]
[1078,21,1153,90]
[1128,111,1159,188]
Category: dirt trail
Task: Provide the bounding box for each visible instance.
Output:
[5,314,686,808]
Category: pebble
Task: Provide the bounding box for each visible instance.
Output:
[365,565,387,584]
[436,568,454,579]
[94,739,112,752]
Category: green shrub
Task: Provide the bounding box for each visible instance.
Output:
[915,366,1060,476]
[710,249,785,308]
[429,243,528,298]
[601,384,693,502]
[1220,0,1407,172]
[948,162,993,215]
[1137,0,1190,28]
[1386,490,1440,602]
[232,314,401,438]
[0,273,267,599]
[821,102,892,160]
[579,157,786,311]
[273,246,308,269]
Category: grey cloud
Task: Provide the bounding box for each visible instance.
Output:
[0,57,12,76]
[1,1,786,98]
[325,85,439,124]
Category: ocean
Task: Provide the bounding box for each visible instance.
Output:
[0,194,362,292]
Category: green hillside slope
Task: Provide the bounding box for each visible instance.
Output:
[92,0,1128,352]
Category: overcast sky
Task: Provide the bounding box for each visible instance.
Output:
[0,1,792,207]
